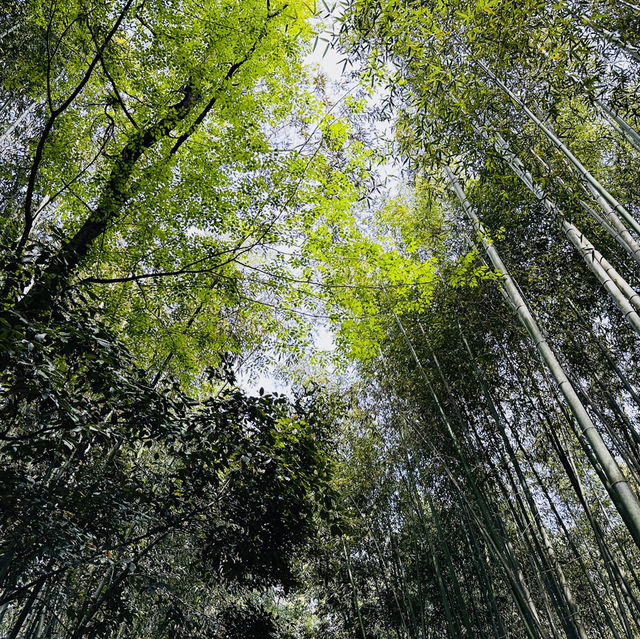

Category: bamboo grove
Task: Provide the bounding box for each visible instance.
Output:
[2,0,640,638]
[323,1,640,638]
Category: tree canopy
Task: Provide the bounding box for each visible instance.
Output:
[2,0,640,637]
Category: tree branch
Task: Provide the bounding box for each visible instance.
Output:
[18,0,135,258]
[15,82,200,314]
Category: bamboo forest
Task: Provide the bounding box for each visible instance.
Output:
[3,0,640,637]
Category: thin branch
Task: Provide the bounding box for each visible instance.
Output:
[19,0,135,257]
[86,18,138,129]
[167,6,285,157]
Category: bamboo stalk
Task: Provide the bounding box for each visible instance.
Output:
[595,99,640,155]
[475,123,640,335]
[562,221,640,335]
[460,330,590,639]
[529,149,640,267]
[385,303,551,638]
[477,60,640,237]
[444,165,640,550]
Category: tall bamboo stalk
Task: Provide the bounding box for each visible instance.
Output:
[477,124,640,334]
[595,99,640,155]
[443,165,640,550]
[460,330,591,639]
[385,301,551,637]
[562,222,640,334]
[342,537,368,639]
[476,59,640,238]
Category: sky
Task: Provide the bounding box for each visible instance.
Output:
[237,37,345,396]
[238,20,405,396]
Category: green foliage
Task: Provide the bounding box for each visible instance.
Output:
[0,2,355,635]
[0,0,370,389]
[3,0,640,637]
[0,302,337,637]
[300,1,640,638]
